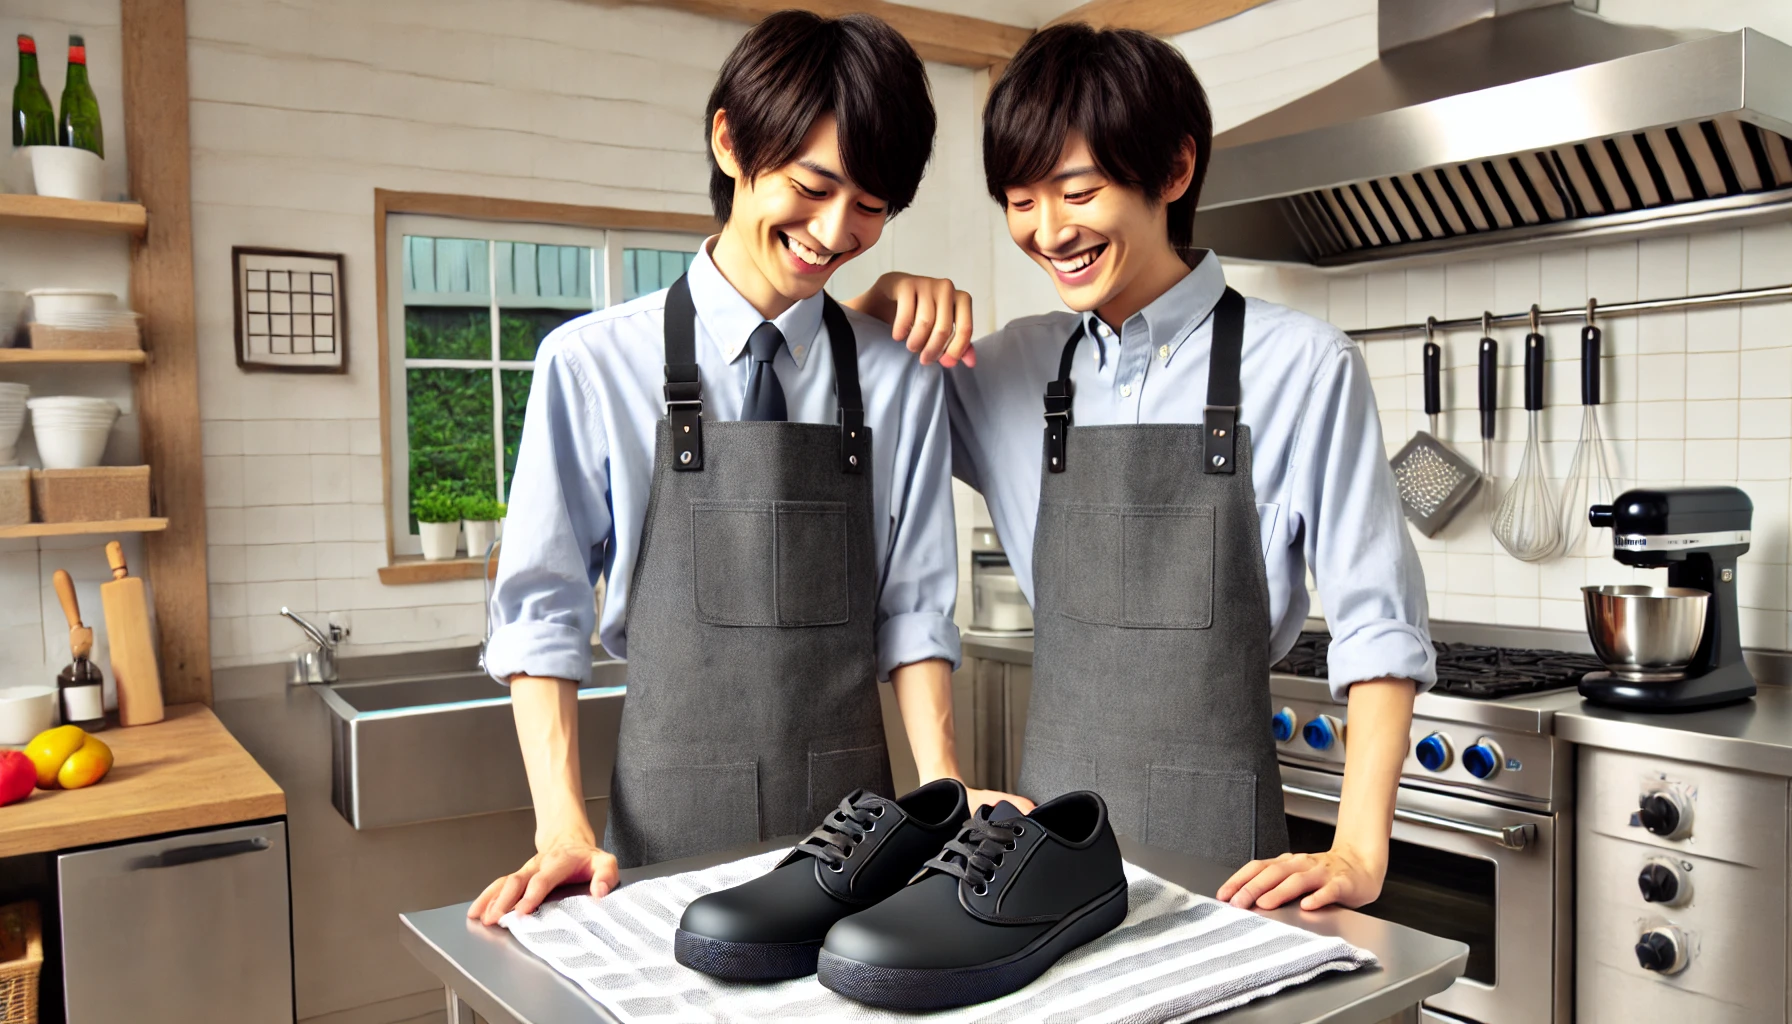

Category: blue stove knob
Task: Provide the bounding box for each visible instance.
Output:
[1415,733,1453,772]
[1271,708,1296,743]
[1462,739,1504,780]
[1302,715,1341,752]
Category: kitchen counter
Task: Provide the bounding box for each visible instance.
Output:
[401,836,1467,1024]
[1555,685,1792,776]
[0,703,286,857]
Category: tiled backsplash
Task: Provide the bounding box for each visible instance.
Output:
[1233,224,1792,648]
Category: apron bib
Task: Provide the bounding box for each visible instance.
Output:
[605,276,892,868]
[1019,287,1289,865]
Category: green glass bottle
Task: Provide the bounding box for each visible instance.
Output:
[12,34,55,147]
[58,35,102,158]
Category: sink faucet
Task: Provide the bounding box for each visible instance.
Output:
[282,607,348,685]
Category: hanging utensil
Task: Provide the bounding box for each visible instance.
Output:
[1493,306,1561,561]
[1390,319,1482,535]
[1558,300,1621,556]
[1479,312,1498,519]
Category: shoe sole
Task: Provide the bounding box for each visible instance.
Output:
[815,881,1128,1010]
[673,928,823,981]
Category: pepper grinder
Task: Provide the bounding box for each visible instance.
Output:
[52,569,106,731]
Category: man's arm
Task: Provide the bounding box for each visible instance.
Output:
[890,658,1033,814]
[844,272,977,367]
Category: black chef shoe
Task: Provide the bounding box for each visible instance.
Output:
[817,791,1127,1011]
[673,778,969,981]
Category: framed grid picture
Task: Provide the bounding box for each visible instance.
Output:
[232,246,348,373]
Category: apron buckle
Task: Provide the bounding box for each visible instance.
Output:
[838,407,869,474]
[1204,405,1236,475]
[665,389,704,472]
[1043,382,1073,474]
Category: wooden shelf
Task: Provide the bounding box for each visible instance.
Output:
[0,348,145,364]
[379,553,498,585]
[0,193,148,237]
[0,517,168,539]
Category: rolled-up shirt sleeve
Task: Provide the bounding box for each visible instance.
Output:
[484,336,611,686]
[1296,340,1437,699]
[874,357,961,681]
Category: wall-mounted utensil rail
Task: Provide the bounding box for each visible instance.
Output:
[1348,282,1792,340]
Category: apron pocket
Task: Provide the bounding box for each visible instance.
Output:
[1060,504,1214,630]
[808,743,891,820]
[619,760,761,864]
[1018,736,1097,806]
[692,500,849,627]
[1145,765,1258,864]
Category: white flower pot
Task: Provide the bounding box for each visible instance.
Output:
[419,520,462,561]
[464,519,500,559]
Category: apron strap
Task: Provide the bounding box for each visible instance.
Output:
[661,274,867,474]
[1204,287,1246,475]
[1040,286,1247,475]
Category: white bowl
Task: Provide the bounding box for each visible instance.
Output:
[0,685,59,745]
[33,424,113,469]
[26,395,118,414]
[26,289,116,325]
[27,145,103,201]
[0,291,23,347]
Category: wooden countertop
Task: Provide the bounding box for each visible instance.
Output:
[0,703,285,857]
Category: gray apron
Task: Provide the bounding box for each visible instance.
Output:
[605,275,892,868]
[1018,286,1289,865]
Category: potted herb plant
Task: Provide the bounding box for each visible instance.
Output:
[414,488,463,561]
[462,496,506,559]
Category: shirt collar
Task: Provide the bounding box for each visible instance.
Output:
[1078,250,1226,369]
[684,237,825,370]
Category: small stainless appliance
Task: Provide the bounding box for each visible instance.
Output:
[1580,486,1756,710]
[969,528,1032,635]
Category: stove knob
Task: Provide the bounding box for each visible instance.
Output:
[1271,708,1296,743]
[1639,792,1691,839]
[1415,733,1453,772]
[1634,926,1688,975]
[1302,715,1342,752]
[1638,860,1690,906]
[1462,739,1503,780]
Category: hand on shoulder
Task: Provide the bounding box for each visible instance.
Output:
[844,272,977,368]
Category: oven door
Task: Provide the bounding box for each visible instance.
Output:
[1279,765,1568,1024]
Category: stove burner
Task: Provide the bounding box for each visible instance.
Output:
[1272,632,1605,699]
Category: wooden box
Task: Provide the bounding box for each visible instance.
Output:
[27,322,141,352]
[30,466,151,523]
[0,469,25,527]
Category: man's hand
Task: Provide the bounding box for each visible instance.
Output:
[844,272,976,368]
[468,833,621,926]
[965,787,1034,815]
[1215,845,1385,912]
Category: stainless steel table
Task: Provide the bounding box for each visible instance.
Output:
[401,837,1467,1024]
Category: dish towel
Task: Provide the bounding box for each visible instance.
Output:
[501,850,1377,1024]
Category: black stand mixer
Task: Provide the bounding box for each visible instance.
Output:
[1580,486,1757,710]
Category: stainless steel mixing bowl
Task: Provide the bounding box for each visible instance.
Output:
[1582,585,1709,681]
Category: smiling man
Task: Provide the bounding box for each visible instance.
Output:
[469,10,1024,926]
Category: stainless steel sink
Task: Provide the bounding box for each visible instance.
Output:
[316,660,626,829]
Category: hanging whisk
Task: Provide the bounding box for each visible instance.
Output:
[1558,300,1621,556]
[1492,306,1561,561]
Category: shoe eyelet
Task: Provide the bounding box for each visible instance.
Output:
[872,805,886,817]
[993,854,1004,868]
[972,883,988,897]
[828,862,845,873]
[1012,825,1026,838]
[1004,840,1016,851]
[843,845,854,858]
[864,820,876,833]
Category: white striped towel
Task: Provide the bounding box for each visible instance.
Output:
[500,850,1377,1023]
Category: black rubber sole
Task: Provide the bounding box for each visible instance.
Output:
[673,928,823,981]
[816,881,1129,1010]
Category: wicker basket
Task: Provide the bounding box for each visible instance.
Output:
[0,902,41,1024]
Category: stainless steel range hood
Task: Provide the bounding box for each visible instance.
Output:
[1195,0,1792,266]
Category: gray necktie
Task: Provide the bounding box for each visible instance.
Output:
[741,321,788,422]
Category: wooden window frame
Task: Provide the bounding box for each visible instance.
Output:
[372,190,716,584]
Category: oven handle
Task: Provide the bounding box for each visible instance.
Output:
[1281,784,1537,851]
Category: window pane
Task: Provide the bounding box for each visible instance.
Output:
[406,306,489,360]
[407,367,495,515]
[623,248,697,302]
[497,242,592,310]
[499,309,583,362]
[403,236,489,304]
[501,369,532,499]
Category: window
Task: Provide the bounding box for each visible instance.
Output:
[383,214,700,557]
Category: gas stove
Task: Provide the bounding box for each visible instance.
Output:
[1274,631,1605,700]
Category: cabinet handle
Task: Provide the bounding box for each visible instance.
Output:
[1281,784,1536,851]
[132,836,271,870]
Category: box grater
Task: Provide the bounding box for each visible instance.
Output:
[1390,334,1482,536]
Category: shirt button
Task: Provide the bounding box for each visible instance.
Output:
[1159,344,1169,360]
[792,345,805,360]
[1121,384,1133,398]
[1098,324,1112,338]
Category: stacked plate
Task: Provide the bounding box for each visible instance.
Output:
[26,396,118,469]
[27,289,135,331]
[0,383,26,465]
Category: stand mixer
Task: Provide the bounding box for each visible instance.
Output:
[1580,486,1757,710]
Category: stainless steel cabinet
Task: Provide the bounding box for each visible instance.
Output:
[59,820,294,1023]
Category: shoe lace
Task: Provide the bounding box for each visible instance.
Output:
[792,792,887,871]
[924,815,1023,895]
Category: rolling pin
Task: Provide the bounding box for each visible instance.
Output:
[100,541,163,726]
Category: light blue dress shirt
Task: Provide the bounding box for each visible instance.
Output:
[947,253,1435,700]
[486,242,961,685]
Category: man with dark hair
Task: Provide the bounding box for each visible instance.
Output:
[863,23,1433,914]
[469,10,1021,925]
